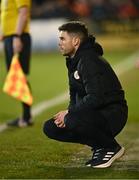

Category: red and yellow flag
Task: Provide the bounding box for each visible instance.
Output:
[3,54,33,106]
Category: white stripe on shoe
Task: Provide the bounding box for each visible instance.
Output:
[93,147,125,168]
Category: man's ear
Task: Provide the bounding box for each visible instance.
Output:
[72,36,81,47]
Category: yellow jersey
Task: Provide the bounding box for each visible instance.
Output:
[0,0,31,36]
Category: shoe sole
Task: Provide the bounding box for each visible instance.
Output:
[92,147,125,168]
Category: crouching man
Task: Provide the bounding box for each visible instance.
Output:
[43,21,128,168]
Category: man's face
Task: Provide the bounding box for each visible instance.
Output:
[58,31,76,57]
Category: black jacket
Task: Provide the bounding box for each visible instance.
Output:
[64,36,128,130]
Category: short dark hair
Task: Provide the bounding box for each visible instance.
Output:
[58,21,89,42]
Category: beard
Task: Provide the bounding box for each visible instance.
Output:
[60,48,75,57]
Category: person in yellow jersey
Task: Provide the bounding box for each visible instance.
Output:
[0,0,33,127]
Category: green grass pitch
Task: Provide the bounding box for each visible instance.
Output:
[0,47,139,179]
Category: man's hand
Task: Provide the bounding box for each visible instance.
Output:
[54,110,68,128]
[0,34,4,41]
[13,37,23,54]
[0,28,4,41]
[135,60,139,69]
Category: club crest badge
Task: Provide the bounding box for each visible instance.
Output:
[74,70,80,79]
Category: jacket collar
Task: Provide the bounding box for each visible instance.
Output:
[66,35,96,71]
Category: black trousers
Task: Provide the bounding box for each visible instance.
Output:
[4,33,32,121]
[43,108,126,149]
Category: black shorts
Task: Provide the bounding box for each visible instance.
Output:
[4,33,31,74]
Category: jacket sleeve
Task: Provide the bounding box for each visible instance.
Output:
[68,56,104,113]
[68,85,76,109]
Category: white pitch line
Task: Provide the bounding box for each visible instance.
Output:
[0,91,69,133]
[113,51,139,75]
[0,51,139,132]
[0,124,8,132]
[32,91,69,117]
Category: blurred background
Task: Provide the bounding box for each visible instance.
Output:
[32,0,139,21]
[29,0,139,51]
